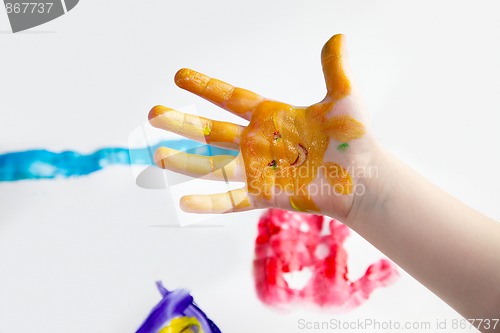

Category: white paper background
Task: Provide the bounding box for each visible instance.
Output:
[0,1,499,332]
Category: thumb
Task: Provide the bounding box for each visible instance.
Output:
[321,34,353,101]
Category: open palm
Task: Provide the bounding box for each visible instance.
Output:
[149,34,375,221]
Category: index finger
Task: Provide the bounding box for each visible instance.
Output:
[174,68,266,121]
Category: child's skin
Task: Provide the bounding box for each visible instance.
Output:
[149,34,500,331]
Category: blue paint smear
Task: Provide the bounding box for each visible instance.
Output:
[0,139,238,182]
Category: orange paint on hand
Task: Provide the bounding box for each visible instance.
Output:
[175,68,264,118]
[289,191,320,213]
[238,35,363,208]
[172,34,362,211]
[241,102,330,212]
[322,34,352,101]
[324,115,365,142]
[323,163,353,195]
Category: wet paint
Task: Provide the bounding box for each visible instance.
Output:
[254,209,398,310]
[0,139,237,182]
[238,35,365,211]
[136,282,221,333]
[337,143,349,152]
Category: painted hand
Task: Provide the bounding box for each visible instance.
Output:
[149,34,375,220]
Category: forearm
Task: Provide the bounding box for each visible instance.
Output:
[346,145,500,322]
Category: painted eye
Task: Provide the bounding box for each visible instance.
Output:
[268,160,278,170]
[290,144,308,167]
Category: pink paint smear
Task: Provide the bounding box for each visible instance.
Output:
[254,209,399,311]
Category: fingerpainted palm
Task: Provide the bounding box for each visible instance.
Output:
[149,34,374,221]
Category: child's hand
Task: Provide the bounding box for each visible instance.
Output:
[150,34,500,322]
[149,34,376,221]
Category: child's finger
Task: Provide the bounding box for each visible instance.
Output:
[149,105,243,150]
[180,188,254,214]
[321,34,352,101]
[174,68,269,121]
[154,147,244,181]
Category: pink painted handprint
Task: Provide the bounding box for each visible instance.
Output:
[254,209,398,310]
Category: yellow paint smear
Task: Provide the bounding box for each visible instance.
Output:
[323,163,353,195]
[159,316,204,333]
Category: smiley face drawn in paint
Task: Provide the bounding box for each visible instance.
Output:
[150,34,368,216]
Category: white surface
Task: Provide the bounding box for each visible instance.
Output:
[1,1,499,332]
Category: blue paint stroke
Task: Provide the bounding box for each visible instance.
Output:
[0,139,238,182]
[136,281,221,333]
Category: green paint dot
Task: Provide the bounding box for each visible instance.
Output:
[337,143,349,152]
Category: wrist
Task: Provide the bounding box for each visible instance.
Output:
[345,144,398,229]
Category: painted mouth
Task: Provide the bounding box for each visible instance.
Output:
[290,144,308,167]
